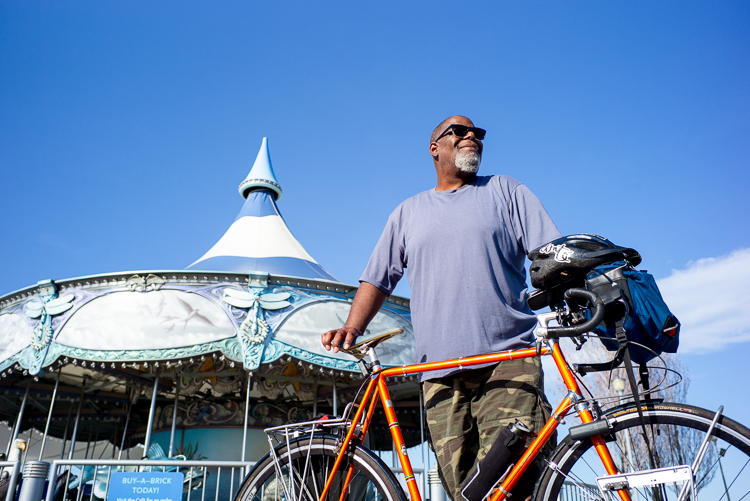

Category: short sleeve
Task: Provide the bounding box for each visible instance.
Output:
[359,206,407,295]
[509,184,562,254]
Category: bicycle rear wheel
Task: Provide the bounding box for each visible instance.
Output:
[534,402,750,501]
[234,434,407,501]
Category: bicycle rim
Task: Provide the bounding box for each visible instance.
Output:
[535,402,750,501]
[234,435,407,501]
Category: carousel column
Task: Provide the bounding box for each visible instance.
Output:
[312,377,318,417]
[59,405,73,459]
[6,379,32,456]
[331,374,337,416]
[67,381,86,459]
[117,403,131,460]
[38,368,62,460]
[63,381,86,496]
[241,374,251,462]
[142,373,160,456]
[168,377,180,457]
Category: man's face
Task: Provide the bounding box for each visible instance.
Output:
[432,116,483,174]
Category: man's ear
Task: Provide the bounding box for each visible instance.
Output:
[429,141,439,158]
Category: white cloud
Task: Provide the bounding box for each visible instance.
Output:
[657,248,750,353]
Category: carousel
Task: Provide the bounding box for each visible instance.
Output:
[0,138,424,501]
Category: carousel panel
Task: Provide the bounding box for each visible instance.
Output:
[0,312,31,360]
[55,291,235,350]
[273,300,415,366]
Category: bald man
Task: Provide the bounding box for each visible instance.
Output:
[323,116,561,500]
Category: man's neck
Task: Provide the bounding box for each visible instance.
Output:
[435,171,476,191]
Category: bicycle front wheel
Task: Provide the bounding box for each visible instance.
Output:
[534,402,750,501]
[234,434,407,501]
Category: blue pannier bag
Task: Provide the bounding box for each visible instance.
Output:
[585,261,680,364]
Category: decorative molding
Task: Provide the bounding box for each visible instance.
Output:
[222,285,294,370]
[22,280,74,374]
[262,340,360,372]
[126,274,165,292]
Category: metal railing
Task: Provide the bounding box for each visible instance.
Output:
[559,480,600,501]
[1,460,22,501]
[391,468,424,499]
[44,460,255,501]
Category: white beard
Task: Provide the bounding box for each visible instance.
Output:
[455,150,481,173]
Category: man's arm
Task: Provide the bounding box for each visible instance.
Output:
[321,282,388,353]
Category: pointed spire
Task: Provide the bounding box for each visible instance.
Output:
[238,137,282,201]
[186,137,338,282]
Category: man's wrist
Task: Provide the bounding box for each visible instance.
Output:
[344,326,363,337]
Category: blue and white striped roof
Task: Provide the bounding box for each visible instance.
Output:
[187,138,338,282]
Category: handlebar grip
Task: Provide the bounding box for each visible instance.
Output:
[547,288,605,337]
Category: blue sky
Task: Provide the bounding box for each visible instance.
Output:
[1,3,748,416]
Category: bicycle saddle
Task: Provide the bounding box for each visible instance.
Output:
[339,328,404,360]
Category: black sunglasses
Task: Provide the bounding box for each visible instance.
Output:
[435,124,486,142]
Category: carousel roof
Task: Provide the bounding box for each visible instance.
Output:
[187,138,337,282]
[0,138,418,451]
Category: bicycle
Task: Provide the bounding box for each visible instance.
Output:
[234,288,750,501]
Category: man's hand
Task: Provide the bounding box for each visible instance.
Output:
[322,326,361,353]
[320,282,387,354]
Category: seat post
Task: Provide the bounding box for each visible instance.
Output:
[367,347,381,371]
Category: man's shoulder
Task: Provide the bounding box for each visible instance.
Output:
[474,175,524,200]
[391,187,435,213]
[481,174,522,190]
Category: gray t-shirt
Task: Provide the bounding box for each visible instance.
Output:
[360,175,561,380]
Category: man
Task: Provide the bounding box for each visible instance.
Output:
[322,116,561,500]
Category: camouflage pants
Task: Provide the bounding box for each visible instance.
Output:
[423,358,556,501]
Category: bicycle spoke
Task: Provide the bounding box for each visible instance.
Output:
[545,459,603,501]
[719,456,750,501]
[308,456,323,501]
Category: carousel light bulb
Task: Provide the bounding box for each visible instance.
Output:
[219,355,225,361]
[111,363,116,368]
[81,361,87,367]
[64,357,69,363]
[144,362,148,368]
[201,356,205,361]
[189,358,194,363]
[230,362,235,368]
[72,360,77,365]
[166,362,171,368]
[154,362,160,368]
[121,363,126,368]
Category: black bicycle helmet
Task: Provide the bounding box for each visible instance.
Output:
[528,234,641,290]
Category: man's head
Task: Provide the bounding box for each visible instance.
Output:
[429,116,484,176]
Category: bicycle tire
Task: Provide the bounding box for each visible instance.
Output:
[234,434,407,501]
[534,402,750,501]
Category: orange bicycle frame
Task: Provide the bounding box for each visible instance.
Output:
[319,341,630,501]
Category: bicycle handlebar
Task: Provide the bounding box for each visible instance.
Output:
[546,288,605,338]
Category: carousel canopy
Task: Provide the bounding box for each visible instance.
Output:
[0,138,418,452]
